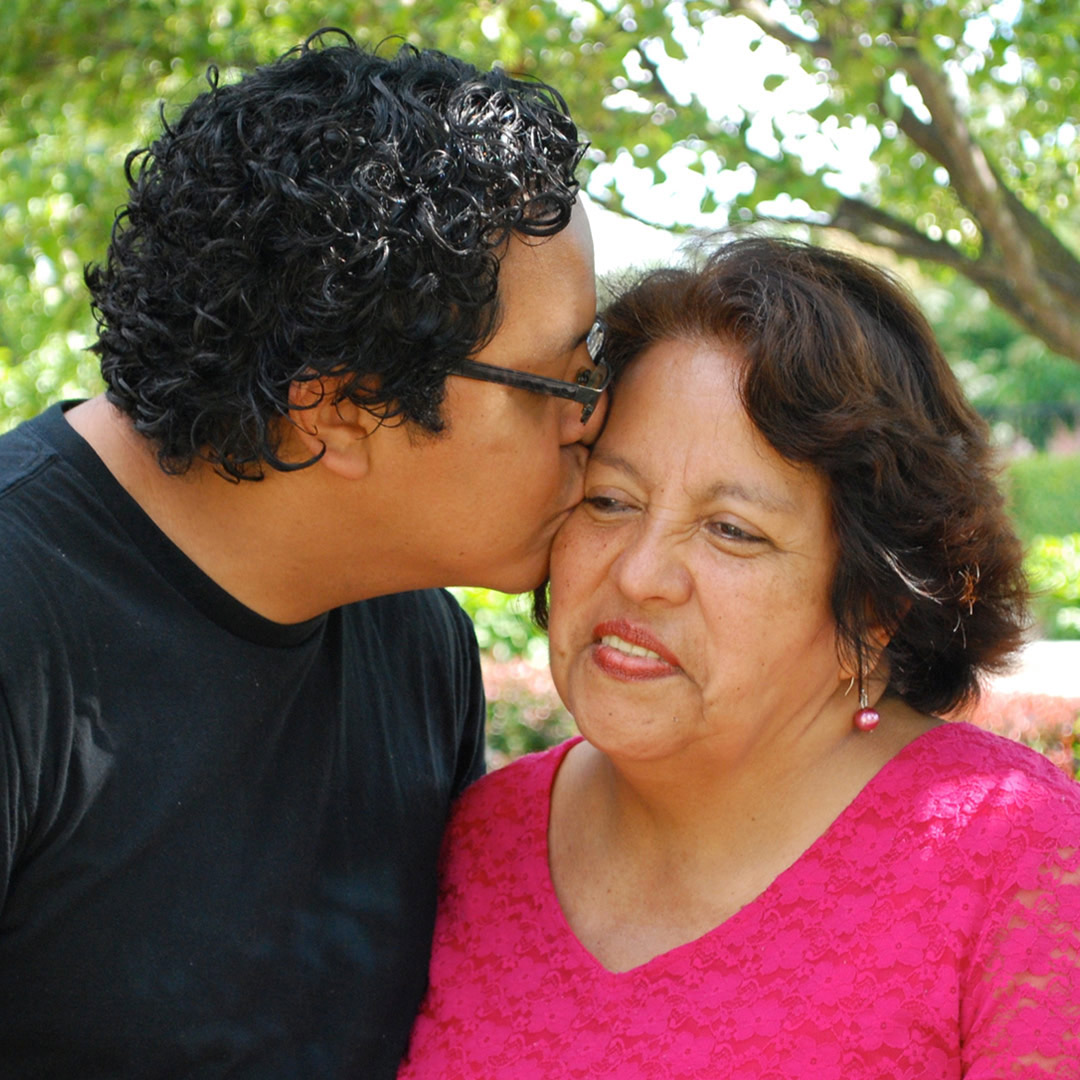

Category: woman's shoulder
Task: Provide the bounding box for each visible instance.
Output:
[905,720,1077,793]
[890,720,1080,851]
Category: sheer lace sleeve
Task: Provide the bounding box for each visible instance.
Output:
[962,812,1080,1076]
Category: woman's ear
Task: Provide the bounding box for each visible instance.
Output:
[837,623,894,686]
[287,377,379,481]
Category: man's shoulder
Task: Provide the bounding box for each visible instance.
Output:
[0,406,96,561]
[336,590,483,716]
[0,411,80,590]
[358,586,464,617]
[0,408,63,503]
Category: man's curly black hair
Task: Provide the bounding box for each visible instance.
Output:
[85,28,586,479]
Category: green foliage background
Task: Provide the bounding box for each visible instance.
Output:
[1025,534,1080,640]
[1008,454,1080,641]
[2,0,1077,662]
[1007,455,1080,543]
[0,1,1076,779]
[925,280,1080,450]
[5,0,1080,432]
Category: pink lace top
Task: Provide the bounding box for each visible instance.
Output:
[398,723,1080,1078]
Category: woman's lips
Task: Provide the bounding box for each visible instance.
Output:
[590,619,682,680]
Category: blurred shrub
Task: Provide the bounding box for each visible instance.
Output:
[1024,535,1080,640]
[926,280,1080,452]
[481,657,574,770]
[1004,454,1080,543]
[450,587,573,766]
[450,588,547,664]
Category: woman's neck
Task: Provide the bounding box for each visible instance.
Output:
[548,700,936,973]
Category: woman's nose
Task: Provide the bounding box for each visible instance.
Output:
[609,521,692,607]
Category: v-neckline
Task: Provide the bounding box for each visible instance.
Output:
[539,724,950,977]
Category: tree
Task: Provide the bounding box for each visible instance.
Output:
[2,0,1078,430]
[709,0,1080,365]
[521,0,1080,365]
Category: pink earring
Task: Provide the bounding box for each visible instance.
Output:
[853,682,880,732]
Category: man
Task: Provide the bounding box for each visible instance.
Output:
[0,29,607,1077]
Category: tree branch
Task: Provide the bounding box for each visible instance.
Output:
[829,198,971,270]
[898,50,1080,357]
[830,198,1080,357]
[891,99,1080,298]
[722,0,1080,360]
[897,56,1031,279]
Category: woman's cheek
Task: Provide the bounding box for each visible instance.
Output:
[549,514,589,600]
[548,537,586,689]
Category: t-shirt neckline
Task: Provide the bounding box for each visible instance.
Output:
[35,402,328,648]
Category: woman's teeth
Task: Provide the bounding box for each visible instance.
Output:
[600,634,661,660]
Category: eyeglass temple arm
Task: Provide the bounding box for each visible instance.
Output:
[450,360,603,406]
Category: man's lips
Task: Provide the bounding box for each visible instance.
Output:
[591,619,683,680]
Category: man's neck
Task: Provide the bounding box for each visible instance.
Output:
[63,396,405,622]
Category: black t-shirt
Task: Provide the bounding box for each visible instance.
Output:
[0,404,486,1078]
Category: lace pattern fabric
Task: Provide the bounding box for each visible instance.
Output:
[398,723,1080,1078]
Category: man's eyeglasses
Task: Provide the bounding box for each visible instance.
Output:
[449,318,611,423]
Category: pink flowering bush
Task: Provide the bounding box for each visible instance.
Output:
[481,657,574,769]
[483,656,1080,781]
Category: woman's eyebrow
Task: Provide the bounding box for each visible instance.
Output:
[591,449,797,515]
[589,449,646,484]
[705,480,798,515]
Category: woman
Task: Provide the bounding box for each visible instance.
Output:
[398,238,1080,1077]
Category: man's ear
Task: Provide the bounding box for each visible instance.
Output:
[287,377,380,482]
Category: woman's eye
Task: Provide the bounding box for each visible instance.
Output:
[711,521,763,542]
[584,495,629,513]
